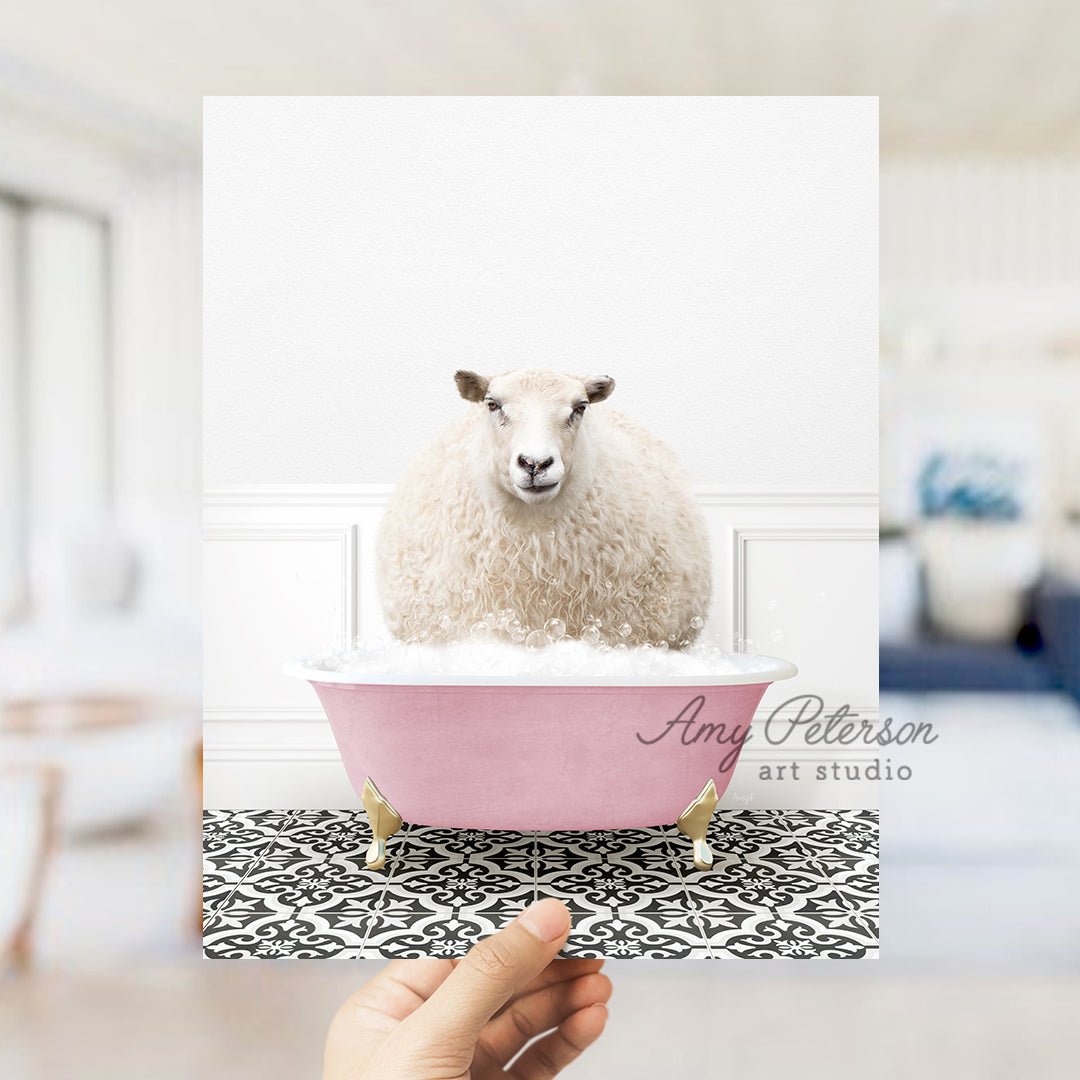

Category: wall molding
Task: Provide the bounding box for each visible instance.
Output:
[699,490,877,508]
[203,522,357,541]
[731,524,879,642]
[203,484,879,809]
[204,743,343,763]
[203,707,326,724]
[203,703,881,725]
[204,484,395,509]
[204,483,879,511]
[204,520,358,645]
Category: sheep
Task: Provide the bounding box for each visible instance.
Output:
[375,368,712,648]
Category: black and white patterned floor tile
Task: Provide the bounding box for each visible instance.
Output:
[202,811,293,926]
[364,826,537,958]
[203,809,878,960]
[534,827,712,959]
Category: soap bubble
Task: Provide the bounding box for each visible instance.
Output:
[603,580,614,590]
[741,637,759,655]
[617,622,633,639]
[438,613,453,630]
[469,621,491,642]
[525,629,553,650]
[509,624,527,644]
[689,615,705,630]
[462,589,476,604]
[766,599,780,612]
[614,642,629,653]
[544,618,567,640]
[581,625,601,646]
[654,640,669,653]
[770,629,784,643]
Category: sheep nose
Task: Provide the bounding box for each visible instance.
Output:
[518,454,555,474]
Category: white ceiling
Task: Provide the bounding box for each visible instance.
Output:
[0,0,1078,157]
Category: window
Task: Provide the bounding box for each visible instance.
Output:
[0,192,112,622]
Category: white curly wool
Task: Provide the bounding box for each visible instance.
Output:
[376,368,712,647]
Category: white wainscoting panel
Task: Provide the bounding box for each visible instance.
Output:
[204,486,878,811]
[204,523,358,711]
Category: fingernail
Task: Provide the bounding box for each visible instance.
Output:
[517,898,570,942]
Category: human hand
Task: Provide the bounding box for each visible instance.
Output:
[324,898,611,1079]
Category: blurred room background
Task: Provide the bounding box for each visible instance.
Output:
[2,2,1079,1078]
[879,159,1080,968]
[0,6,203,983]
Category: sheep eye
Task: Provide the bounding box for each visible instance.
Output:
[486,400,500,413]
[572,403,587,417]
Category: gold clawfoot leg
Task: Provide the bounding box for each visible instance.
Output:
[676,779,719,871]
[361,777,403,871]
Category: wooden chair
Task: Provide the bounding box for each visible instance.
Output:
[0,765,61,973]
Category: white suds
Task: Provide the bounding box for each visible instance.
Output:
[301,637,789,679]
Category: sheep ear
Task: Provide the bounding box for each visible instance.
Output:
[455,370,489,402]
[584,375,615,403]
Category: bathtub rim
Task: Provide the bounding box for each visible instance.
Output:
[282,654,797,688]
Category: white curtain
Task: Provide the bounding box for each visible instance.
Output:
[0,200,20,622]
[0,197,110,624]
[25,206,110,533]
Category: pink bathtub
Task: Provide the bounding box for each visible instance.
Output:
[284,657,797,870]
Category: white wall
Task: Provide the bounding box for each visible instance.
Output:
[203,97,879,810]
[204,96,878,490]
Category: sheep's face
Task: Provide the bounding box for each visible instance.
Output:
[455,368,615,505]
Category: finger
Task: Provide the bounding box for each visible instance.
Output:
[401,898,572,1050]
[374,959,456,1008]
[324,959,455,1080]
[342,960,454,1027]
[478,971,612,1064]
[508,1003,609,1080]
[489,957,606,1019]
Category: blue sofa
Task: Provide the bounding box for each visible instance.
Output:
[880,577,1080,700]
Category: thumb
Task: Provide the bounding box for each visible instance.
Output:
[400,898,572,1055]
